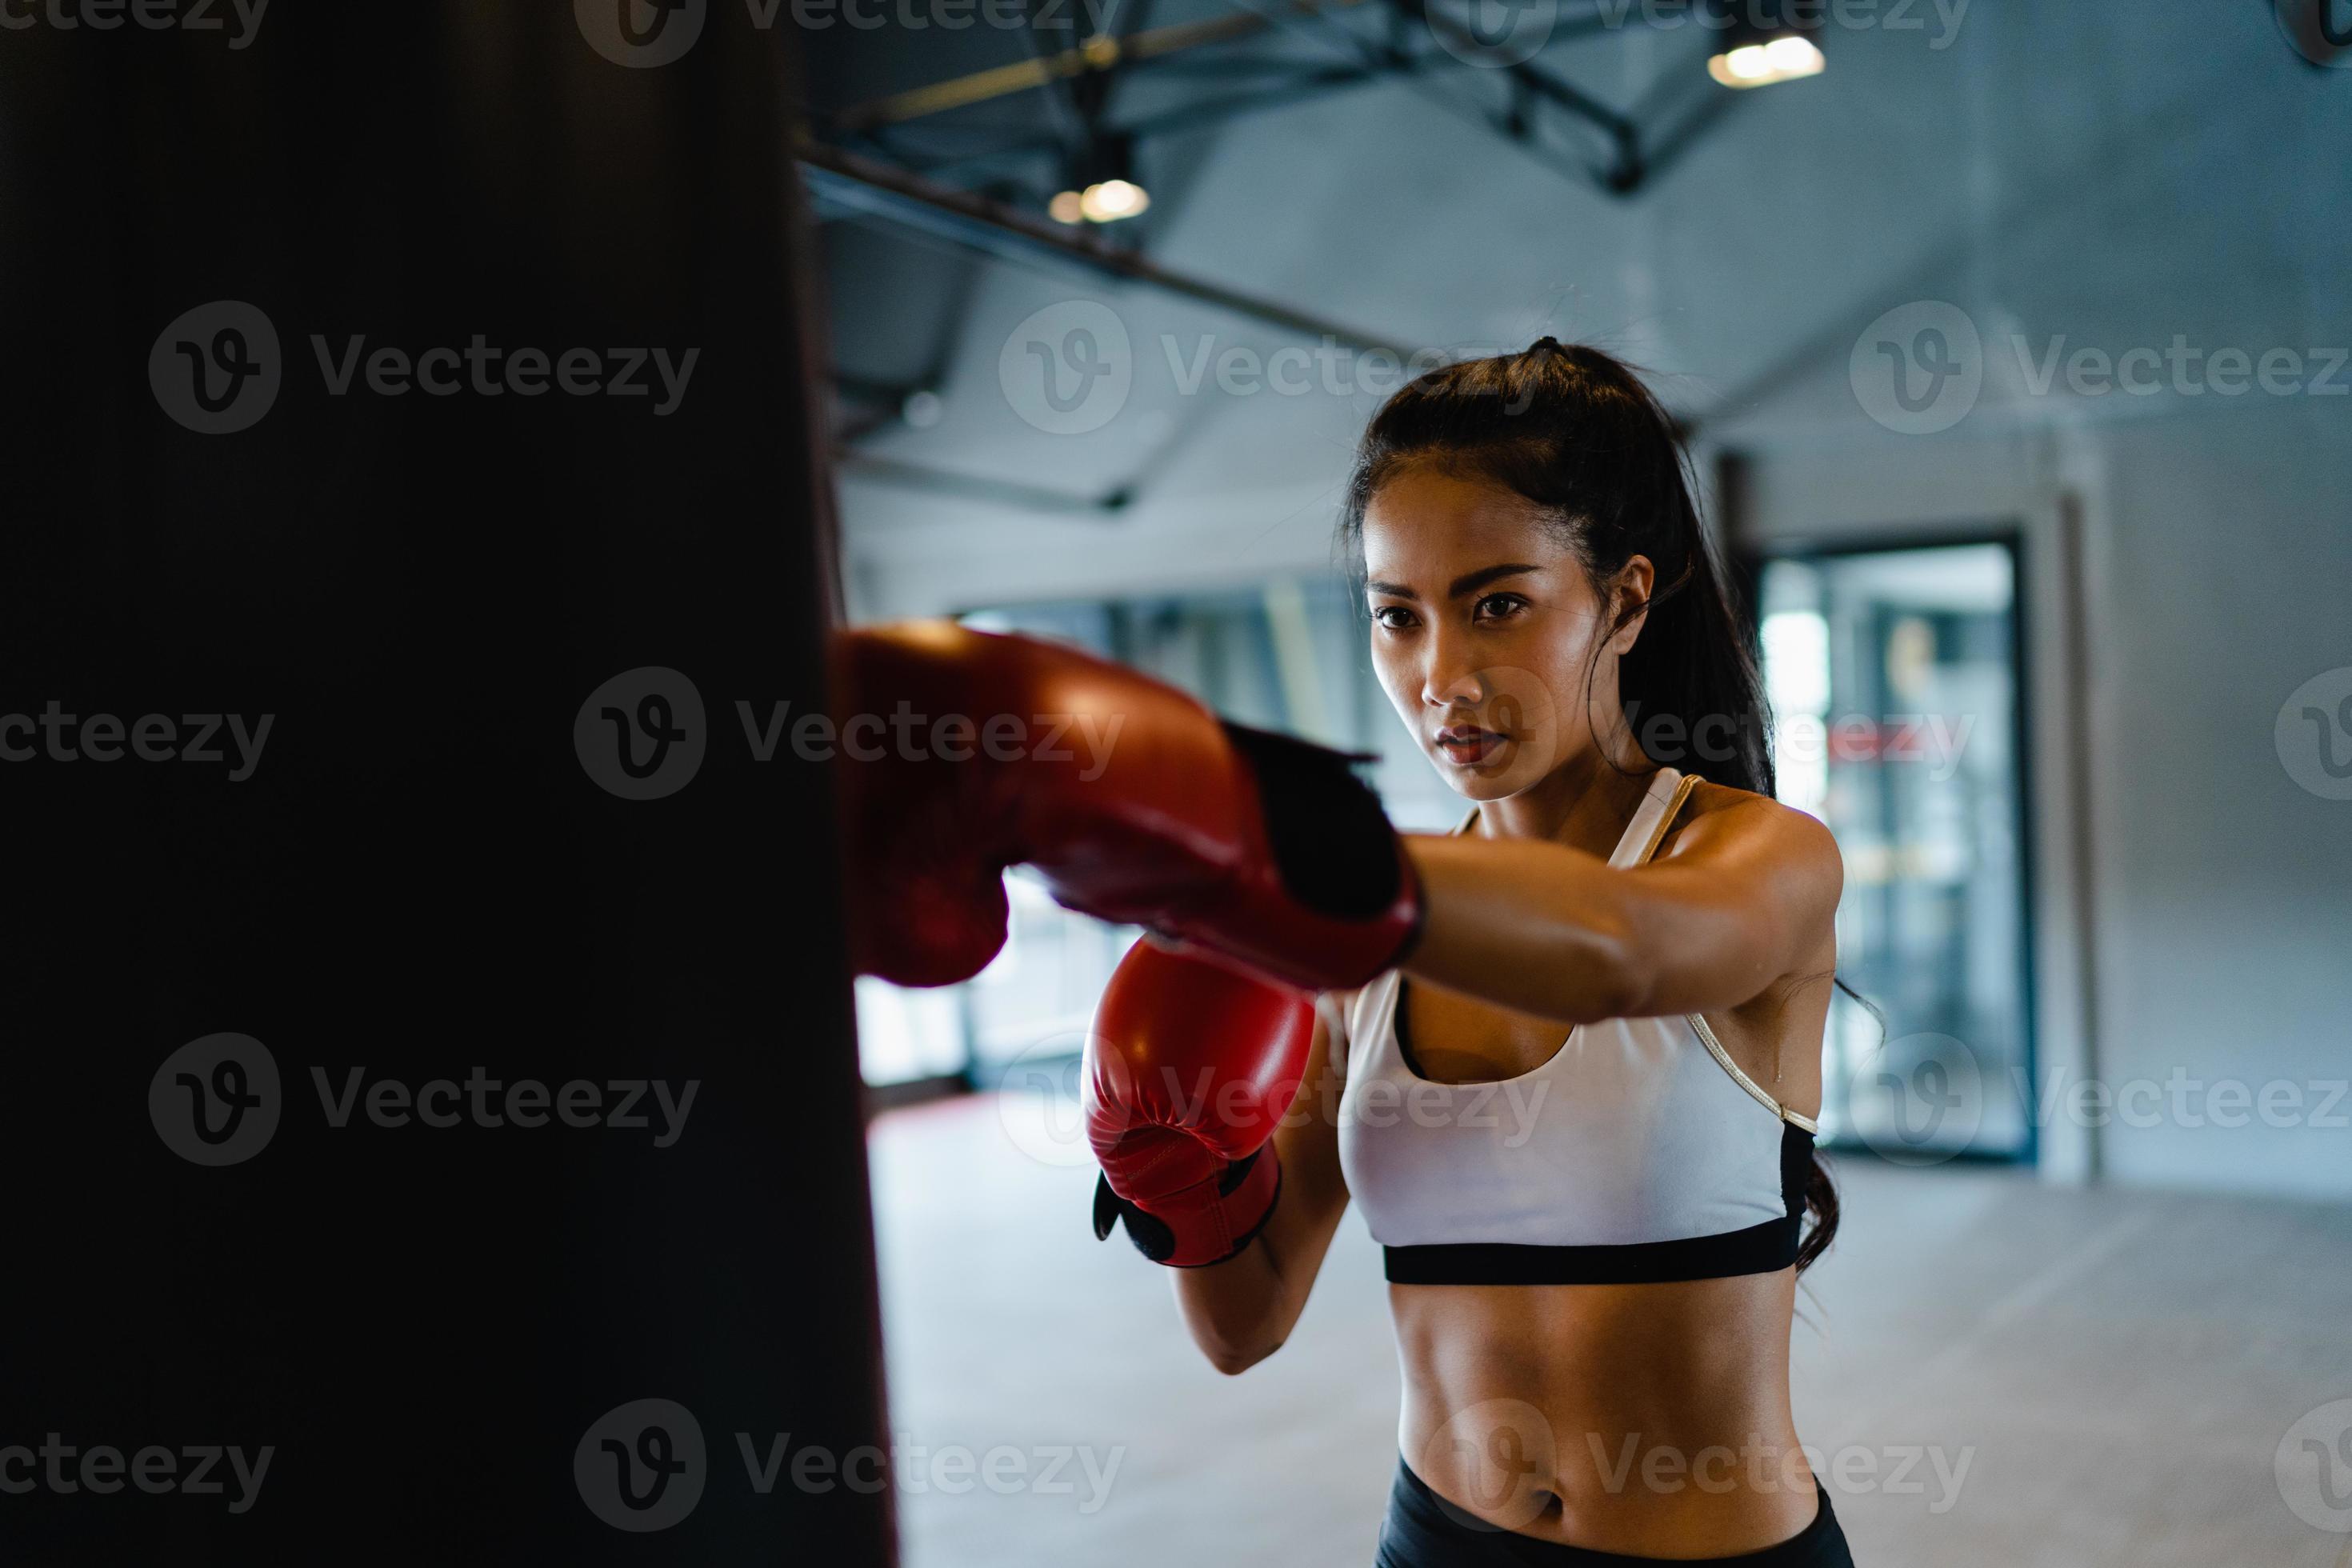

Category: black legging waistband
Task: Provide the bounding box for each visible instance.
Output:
[1374,1454,1856,1568]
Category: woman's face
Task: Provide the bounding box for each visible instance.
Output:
[1361,464,1650,802]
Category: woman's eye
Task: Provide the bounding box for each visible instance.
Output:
[1473,594,1528,623]
[1371,605,1417,630]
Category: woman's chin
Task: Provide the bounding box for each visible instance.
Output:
[1433,746,1537,799]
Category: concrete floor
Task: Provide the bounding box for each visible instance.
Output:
[870,1091,2352,1567]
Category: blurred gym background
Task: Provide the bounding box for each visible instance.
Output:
[797,4,2352,1563]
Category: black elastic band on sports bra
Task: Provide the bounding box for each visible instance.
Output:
[1382,1123,1815,1286]
[1383,1213,1801,1286]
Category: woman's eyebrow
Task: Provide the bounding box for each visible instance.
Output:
[1366,563,1541,602]
[1448,562,1540,598]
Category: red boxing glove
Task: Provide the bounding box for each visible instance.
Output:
[1084,938,1317,1266]
[831,619,1422,990]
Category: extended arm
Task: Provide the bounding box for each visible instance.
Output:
[1402,797,1843,1025]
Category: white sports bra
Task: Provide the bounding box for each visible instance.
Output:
[1332,769,1821,1286]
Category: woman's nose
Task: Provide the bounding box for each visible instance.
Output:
[1422,638,1485,710]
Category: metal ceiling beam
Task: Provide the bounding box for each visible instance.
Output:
[836,450,1135,513]
[824,0,1663,194]
[826,0,1376,134]
[797,138,1410,358]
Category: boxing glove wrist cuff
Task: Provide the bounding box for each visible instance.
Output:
[1091,1146,1283,1269]
[1155,724,1426,992]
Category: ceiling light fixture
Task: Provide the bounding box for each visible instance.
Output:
[1708,22,1825,89]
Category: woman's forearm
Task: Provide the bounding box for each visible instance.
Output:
[1167,1093,1354,1375]
[1169,1242,1295,1375]
[1402,834,1646,1025]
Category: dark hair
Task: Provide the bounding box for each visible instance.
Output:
[1336,336,1840,1273]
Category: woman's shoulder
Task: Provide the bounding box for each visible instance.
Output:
[1663,777,1842,882]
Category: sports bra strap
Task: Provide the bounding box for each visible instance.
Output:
[1626,770,1702,868]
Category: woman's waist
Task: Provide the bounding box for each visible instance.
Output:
[1390,1271,1797,1378]
[1390,1283,1814,1554]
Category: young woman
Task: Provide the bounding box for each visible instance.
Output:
[1109,340,1851,1566]
[837,338,1853,1564]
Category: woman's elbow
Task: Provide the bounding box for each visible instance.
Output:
[1200,1334,1283,1376]
[1183,1304,1286,1373]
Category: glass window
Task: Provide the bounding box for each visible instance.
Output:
[1757,541,2034,1162]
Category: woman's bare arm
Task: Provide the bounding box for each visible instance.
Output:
[1168,1011,1351,1375]
[1402,794,1843,1025]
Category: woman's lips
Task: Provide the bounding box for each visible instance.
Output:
[1434,726,1508,766]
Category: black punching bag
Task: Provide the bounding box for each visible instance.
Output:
[0,2,892,1561]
